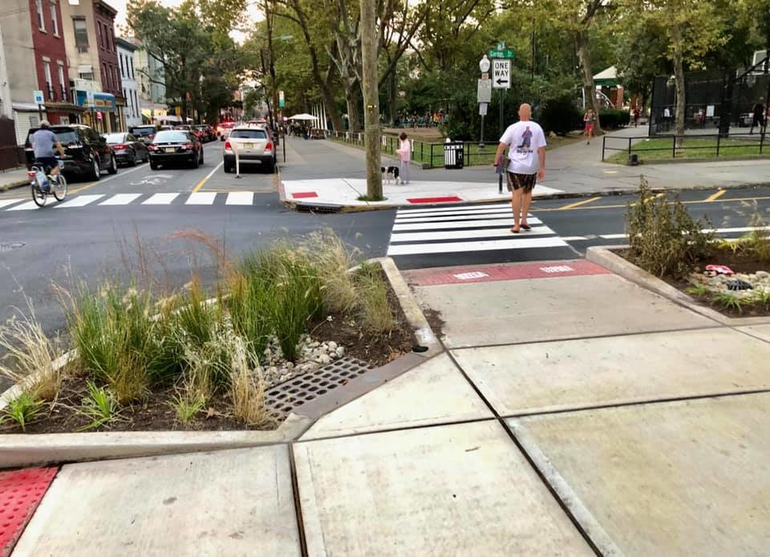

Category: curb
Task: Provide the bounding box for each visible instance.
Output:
[282,181,770,214]
[0,258,440,468]
[0,179,28,193]
[586,246,770,328]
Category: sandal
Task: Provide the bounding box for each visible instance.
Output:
[520,223,531,230]
[510,227,520,234]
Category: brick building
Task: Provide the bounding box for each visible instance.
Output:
[92,0,124,132]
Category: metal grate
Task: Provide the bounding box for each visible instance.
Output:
[265,357,372,421]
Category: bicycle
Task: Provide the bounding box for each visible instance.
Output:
[28,159,67,207]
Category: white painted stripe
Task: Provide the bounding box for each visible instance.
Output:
[396,208,513,220]
[398,202,511,215]
[714,225,770,234]
[142,193,179,205]
[99,193,142,206]
[7,201,40,211]
[562,236,589,241]
[396,213,539,224]
[387,236,568,256]
[0,199,25,209]
[186,192,217,205]
[600,233,627,239]
[397,205,511,217]
[394,218,526,231]
[55,194,104,208]
[391,226,555,243]
[226,192,254,205]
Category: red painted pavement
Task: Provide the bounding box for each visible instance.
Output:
[0,467,58,557]
[405,260,610,287]
[292,192,319,199]
[407,196,463,204]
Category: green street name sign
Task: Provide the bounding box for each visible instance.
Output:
[488,49,514,59]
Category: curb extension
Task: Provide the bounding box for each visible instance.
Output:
[281,181,770,214]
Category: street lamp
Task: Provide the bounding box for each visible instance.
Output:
[479,55,490,148]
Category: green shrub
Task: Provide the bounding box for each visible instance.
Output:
[355,262,396,334]
[539,97,583,135]
[599,109,630,129]
[0,392,44,431]
[626,178,714,279]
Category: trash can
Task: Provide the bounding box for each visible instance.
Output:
[443,141,464,169]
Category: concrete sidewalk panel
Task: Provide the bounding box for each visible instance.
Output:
[300,353,492,440]
[414,274,714,348]
[740,324,770,343]
[294,420,594,556]
[453,328,770,416]
[510,393,770,555]
[12,446,300,557]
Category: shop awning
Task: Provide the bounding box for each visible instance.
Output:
[593,66,619,87]
[75,90,116,112]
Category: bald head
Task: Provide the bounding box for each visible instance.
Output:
[519,103,532,121]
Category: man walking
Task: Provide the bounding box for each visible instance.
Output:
[750,100,765,134]
[494,103,546,233]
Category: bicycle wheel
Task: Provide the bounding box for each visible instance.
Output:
[31,182,47,207]
[52,174,67,202]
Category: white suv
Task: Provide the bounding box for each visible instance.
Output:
[222,125,276,173]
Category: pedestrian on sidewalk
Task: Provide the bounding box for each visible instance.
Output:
[750,100,765,134]
[494,103,546,234]
[396,132,411,184]
[583,108,596,144]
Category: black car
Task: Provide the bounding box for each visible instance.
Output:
[129,125,158,145]
[25,124,117,181]
[105,132,149,166]
[148,130,203,169]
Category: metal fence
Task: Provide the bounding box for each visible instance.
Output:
[327,130,499,168]
[602,132,767,163]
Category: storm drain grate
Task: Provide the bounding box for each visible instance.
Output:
[265,357,372,421]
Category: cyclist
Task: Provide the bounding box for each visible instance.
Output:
[30,120,65,190]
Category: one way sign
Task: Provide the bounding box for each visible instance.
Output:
[492,60,510,90]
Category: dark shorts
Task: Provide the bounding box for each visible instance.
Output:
[506,172,537,193]
[34,157,58,171]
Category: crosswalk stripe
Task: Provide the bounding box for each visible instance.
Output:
[391,225,552,243]
[395,208,513,220]
[394,218,535,231]
[142,193,179,205]
[397,202,511,216]
[55,194,104,208]
[186,192,217,205]
[7,201,40,211]
[100,193,142,206]
[396,206,512,218]
[0,199,24,209]
[226,192,253,205]
[395,212,540,224]
[387,236,568,256]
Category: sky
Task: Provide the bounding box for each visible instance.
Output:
[106,0,263,43]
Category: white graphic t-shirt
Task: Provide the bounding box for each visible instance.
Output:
[499,121,547,174]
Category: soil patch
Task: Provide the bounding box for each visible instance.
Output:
[422,307,446,341]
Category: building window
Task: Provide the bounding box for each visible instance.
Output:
[130,57,134,80]
[36,0,46,31]
[43,60,53,99]
[102,63,107,88]
[98,22,103,47]
[50,2,59,36]
[57,62,66,101]
[73,18,88,51]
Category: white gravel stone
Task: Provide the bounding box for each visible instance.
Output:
[328,341,338,351]
[336,346,346,358]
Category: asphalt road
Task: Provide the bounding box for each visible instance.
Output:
[1,136,769,391]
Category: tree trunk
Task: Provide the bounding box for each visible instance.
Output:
[346,82,363,133]
[672,24,686,149]
[360,0,382,199]
[575,29,603,135]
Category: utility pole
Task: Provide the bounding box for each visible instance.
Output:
[360,0,382,199]
[264,0,278,131]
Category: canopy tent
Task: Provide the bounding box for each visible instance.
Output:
[593,66,619,87]
[288,113,318,121]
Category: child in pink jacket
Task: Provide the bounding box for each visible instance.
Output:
[396,132,411,184]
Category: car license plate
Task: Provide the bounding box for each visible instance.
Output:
[166,147,175,153]
[244,143,253,149]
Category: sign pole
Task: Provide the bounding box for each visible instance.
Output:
[38,104,43,122]
[499,89,505,194]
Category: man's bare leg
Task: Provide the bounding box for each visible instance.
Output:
[521,189,533,227]
[510,188,522,232]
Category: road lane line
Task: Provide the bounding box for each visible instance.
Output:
[557,197,600,210]
[186,192,217,205]
[0,199,25,209]
[142,193,179,205]
[225,192,254,205]
[54,194,104,208]
[705,189,726,202]
[387,236,568,256]
[99,193,142,206]
[192,161,224,193]
[68,162,148,194]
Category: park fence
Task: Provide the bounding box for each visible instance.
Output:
[602,132,767,164]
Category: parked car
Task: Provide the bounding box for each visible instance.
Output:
[175,124,205,143]
[194,124,215,142]
[223,125,275,173]
[105,132,149,166]
[148,130,203,169]
[217,121,235,141]
[129,125,158,145]
[25,124,117,181]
